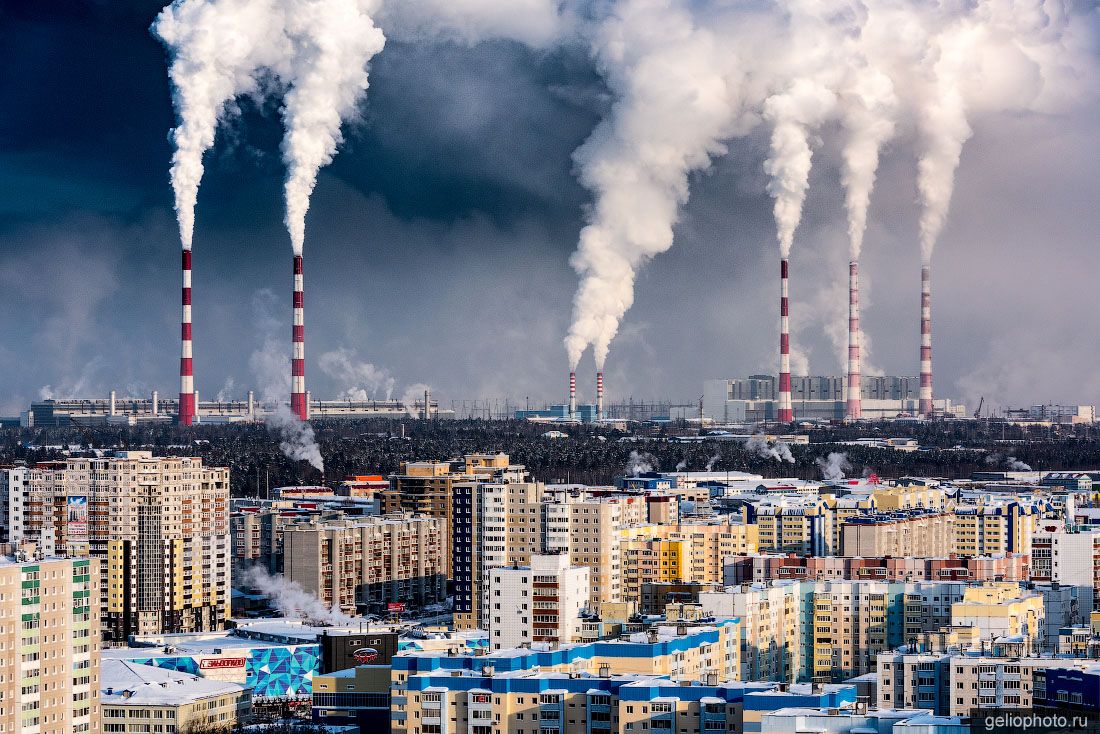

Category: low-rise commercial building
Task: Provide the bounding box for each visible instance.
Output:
[100,659,251,732]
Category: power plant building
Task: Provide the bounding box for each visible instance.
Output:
[703,375,966,422]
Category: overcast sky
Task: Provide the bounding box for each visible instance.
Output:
[1,1,1098,415]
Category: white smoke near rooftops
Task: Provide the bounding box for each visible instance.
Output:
[815,451,850,481]
[705,453,720,471]
[746,434,795,464]
[401,382,432,417]
[625,450,658,475]
[244,566,349,624]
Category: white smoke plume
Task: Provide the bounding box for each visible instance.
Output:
[985,452,1032,472]
[815,451,850,481]
[400,382,432,417]
[625,450,658,475]
[153,0,292,251]
[244,566,350,624]
[215,376,237,402]
[745,434,795,463]
[705,453,721,471]
[764,78,836,258]
[280,0,385,255]
[563,0,747,370]
[249,288,323,471]
[839,63,896,260]
[674,459,688,471]
[266,403,324,471]
[318,347,395,401]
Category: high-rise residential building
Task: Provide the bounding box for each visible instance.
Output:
[487,554,590,650]
[840,509,955,557]
[1,452,230,641]
[949,583,1045,648]
[381,453,516,577]
[283,513,447,614]
[724,553,1029,585]
[1030,526,1100,613]
[699,581,805,683]
[0,554,100,734]
[700,580,974,683]
[953,501,1041,556]
[0,466,28,543]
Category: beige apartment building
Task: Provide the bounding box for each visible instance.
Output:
[283,513,446,614]
[100,659,251,732]
[0,554,100,734]
[840,510,955,557]
[4,452,229,641]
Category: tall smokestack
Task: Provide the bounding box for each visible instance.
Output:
[291,254,307,421]
[596,371,605,421]
[919,264,933,417]
[777,258,793,423]
[568,371,577,420]
[179,249,195,427]
[846,261,862,420]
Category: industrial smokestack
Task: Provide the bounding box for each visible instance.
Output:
[247,390,255,419]
[596,371,604,421]
[109,390,117,417]
[777,258,793,423]
[179,249,195,427]
[291,254,307,421]
[423,388,430,420]
[919,264,933,417]
[568,371,577,421]
[151,390,159,417]
[846,261,862,421]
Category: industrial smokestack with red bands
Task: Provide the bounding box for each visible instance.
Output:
[569,371,577,420]
[778,258,793,423]
[291,254,307,421]
[919,264,933,417]
[596,371,604,420]
[179,248,195,427]
[846,261,862,421]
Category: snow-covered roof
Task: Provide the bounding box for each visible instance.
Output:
[100,660,245,707]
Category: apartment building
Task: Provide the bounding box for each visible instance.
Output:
[878,651,1095,715]
[0,554,100,734]
[544,491,649,610]
[953,501,1041,556]
[1030,526,1100,613]
[2,452,230,641]
[0,466,28,543]
[724,553,1029,585]
[100,659,251,732]
[840,510,955,557]
[753,497,836,556]
[699,581,805,683]
[487,554,589,650]
[949,583,1044,648]
[283,513,446,614]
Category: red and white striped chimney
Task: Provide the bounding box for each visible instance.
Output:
[568,371,577,420]
[596,371,604,420]
[291,254,307,421]
[846,260,862,420]
[179,248,195,427]
[919,264,933,417]
[778,258,793,423]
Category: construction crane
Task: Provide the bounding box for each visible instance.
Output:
[973,397,984,420]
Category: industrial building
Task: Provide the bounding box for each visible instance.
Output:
[702,375,966,423]
[21,393,453,426]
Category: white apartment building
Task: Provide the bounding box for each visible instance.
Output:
[487,554,589,650]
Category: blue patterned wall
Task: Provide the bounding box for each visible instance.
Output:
[126,644,320,698]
